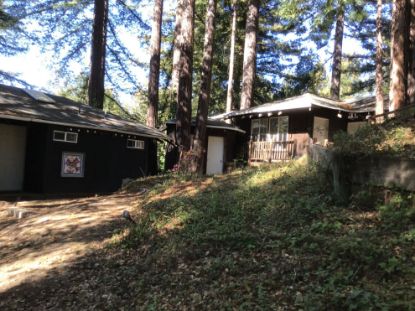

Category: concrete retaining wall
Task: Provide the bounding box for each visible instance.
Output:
[308,145,415,204]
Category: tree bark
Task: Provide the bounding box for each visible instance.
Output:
[175,0,195,155]
[226,0,237,114]
[171,1,184,95]
[88,0,109,110]
[375,0,385,118]
[240,0,259,110]
[190,0,217,174]
[330,5,344,100]
[147,0,163,128]
[407,0,415,105]
[390,0,408,111]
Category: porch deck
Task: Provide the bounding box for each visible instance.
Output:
[248,141,295,162]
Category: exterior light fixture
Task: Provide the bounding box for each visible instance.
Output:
[267,112,273,117]
[337,111,342,118]
[258,113,263,117]
[278,111,283,116]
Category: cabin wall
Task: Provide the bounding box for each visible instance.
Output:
[232,108,352,159]
[24,123,48,192]
[38,125,150,193]
[7,122,154,194]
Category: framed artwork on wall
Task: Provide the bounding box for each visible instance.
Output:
[61,152,85,178]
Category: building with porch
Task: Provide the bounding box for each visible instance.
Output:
[212,93,378,163]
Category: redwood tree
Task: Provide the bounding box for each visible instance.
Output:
[375,0,385,116]
[88,0,109,110]
[171,0,184,96]
[240,0,259,110]
[407,0,415,105]
[226,0,237,114]
[390,0,408,111]
[190,0,217,174]
[147,0,163,128]
[330,4,345,100]
[176,0,195,155]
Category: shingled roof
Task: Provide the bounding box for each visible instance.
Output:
[211,93,381,120]
[0,84,170,141]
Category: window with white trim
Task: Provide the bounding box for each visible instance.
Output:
[127,139,144,149]
[269,116,289,141]
[250,118,268,141]
[250,116,289,142]
[53,130,78,143]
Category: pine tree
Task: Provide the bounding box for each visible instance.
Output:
[147,0,164,128]
[9,0,149,94]
[0,0,32,84]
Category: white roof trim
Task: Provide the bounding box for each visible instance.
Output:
[213,93,375,120]
[207,125,246,133]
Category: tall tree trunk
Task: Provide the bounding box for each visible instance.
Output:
[240,0,259,110]
[407,0,415,105]
[190,0,217,174]
[171,1,184,96]
[88,0,109,110]
[330,5,344,100]
[147,0,163,128]
[376,0,385,117]
[176,0,195,156]
[226,0,237,114]
[390,0,408,111]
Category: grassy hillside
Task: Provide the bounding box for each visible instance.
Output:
[109,160,415,310]
[333,115,415,158]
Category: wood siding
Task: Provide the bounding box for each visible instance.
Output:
[20,122,153,194]
[233,107,351,161]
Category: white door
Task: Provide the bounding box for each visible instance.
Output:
[313,117,329,145]
[0,124,27,191]
[206,136,224,175]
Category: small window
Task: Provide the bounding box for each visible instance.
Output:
[53,130,78,143]
[127,139,144,149]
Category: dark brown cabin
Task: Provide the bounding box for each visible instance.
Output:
[211,93,378,163]
[0,85,169,194]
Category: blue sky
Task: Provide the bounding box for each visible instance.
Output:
[0,1,366,110]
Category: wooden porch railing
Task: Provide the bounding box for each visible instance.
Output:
[249,141,295,162]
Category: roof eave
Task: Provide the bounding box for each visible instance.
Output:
[0,113,172,141]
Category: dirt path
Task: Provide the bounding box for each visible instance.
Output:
[0,192,141,294]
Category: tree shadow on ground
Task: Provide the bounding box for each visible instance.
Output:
[0,163,414,310]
